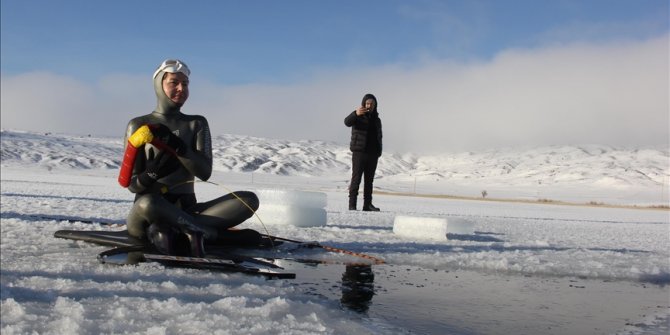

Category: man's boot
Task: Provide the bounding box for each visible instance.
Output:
[362,200,380,212]
[348,197,357,211]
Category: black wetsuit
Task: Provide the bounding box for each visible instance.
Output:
[124,65,258,245]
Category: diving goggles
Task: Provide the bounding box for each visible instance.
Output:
[153,59,191,79]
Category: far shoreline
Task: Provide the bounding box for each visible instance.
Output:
[374,190,670,211]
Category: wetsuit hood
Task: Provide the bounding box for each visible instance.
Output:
[152,59,190,115]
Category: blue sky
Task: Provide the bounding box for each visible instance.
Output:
[1,0,668,152]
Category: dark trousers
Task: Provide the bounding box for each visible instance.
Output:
[349,152,379,205]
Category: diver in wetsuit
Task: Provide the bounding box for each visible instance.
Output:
[124,59,259,257]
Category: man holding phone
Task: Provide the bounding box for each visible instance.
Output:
[344,93,383,211]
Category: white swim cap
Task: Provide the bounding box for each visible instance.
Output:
[153,59,190,79]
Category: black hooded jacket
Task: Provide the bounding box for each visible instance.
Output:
[344,94,383,157]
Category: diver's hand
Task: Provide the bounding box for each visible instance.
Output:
[149,124,186,155]
[138,149,180,186]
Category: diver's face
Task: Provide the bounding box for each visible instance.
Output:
[162,72,189,106]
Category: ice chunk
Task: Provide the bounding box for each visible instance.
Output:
[248,204,326,227]
[392,216,476,240]
[255,189,327,208]
[447,217,475,234]
[247,189,328,227]
[393,215,448,241]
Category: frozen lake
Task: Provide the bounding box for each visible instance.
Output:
[1,167,668,334]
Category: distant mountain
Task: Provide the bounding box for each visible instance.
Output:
[1,129,668,189]
[0,130,121,170]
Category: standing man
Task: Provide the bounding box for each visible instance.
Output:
[344,93,383,211]
[121,59,260,257]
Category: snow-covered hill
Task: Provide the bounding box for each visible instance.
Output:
[1,129,668,205]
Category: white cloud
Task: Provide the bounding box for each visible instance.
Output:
[2,35,668,153]
[194,34,668,153]
[1,72,152,136]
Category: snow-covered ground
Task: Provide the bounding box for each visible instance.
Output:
[1,130,669,334]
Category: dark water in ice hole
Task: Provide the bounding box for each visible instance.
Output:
[283,262,669,335]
